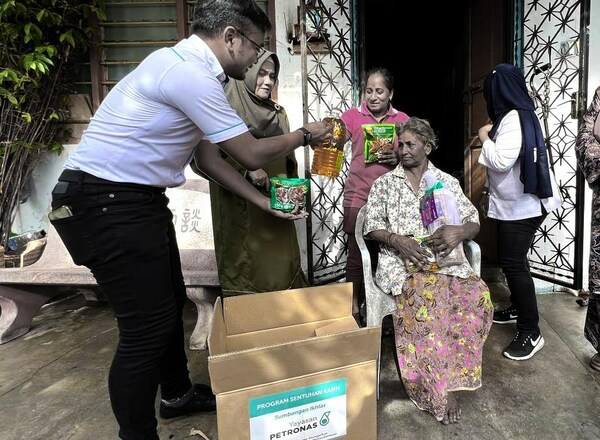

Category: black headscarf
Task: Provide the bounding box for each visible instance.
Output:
[484,63,553,198]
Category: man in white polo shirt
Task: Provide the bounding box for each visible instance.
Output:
[48,1,331,439]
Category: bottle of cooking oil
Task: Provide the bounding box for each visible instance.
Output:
[311,109,347,178]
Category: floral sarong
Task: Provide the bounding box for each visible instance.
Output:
[393,272,493,421]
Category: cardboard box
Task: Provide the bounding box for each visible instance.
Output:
[208,282,381,440]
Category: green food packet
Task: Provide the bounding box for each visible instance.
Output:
[363,123,396,164]
[270,177,310,212]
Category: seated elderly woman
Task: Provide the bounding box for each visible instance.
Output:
[363,117,493,425]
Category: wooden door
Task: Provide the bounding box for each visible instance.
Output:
[463,0,509,264]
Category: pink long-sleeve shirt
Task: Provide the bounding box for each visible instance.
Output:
[341,102,409,208]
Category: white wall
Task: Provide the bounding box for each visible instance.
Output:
[12,145,78,235]
[273,1,314,272]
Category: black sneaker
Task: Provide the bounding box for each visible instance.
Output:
[159,384,216,419]
[502,331,545,360]
[493,306,518,324]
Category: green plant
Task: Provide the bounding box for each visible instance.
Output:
[0,0,106,249]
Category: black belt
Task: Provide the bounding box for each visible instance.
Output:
[58,169,166,194]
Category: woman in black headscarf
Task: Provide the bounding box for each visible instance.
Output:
[477,63,562,361]
[207,50,309,296]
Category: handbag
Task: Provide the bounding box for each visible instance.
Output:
[419,171,468,268]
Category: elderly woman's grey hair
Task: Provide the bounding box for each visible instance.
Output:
[397,117,439,152]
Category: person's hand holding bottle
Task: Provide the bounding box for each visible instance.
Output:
[301,121,334,147]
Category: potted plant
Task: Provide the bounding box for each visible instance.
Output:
[0,0,106,250]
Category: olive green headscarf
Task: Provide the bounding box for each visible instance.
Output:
[224,49,289,139]
[223,49,296,176]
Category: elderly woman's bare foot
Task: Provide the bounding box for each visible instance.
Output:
[441,392,461,425]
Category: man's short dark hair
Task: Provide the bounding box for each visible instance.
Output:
[191,0,271,37]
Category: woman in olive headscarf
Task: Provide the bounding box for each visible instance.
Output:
[209,50,309,296]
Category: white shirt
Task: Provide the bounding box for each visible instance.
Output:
[66,35,248,187]
[478,110,562,220]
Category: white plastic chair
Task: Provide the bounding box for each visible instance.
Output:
[354,204,482,399]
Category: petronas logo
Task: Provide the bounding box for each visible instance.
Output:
[319,411,331,426]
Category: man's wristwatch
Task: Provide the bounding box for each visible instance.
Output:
[298,127,312,146]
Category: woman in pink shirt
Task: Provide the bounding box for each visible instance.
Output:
[341,67,409,324]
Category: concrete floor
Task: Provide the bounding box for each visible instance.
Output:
[1,278,599,440]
